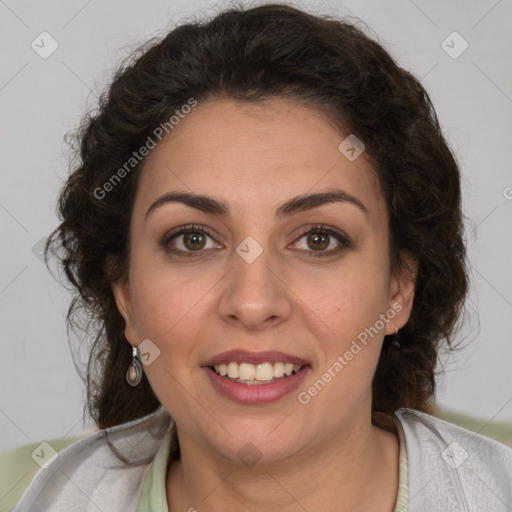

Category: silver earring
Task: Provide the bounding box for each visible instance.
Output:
[126,346,143,386]
[392,325,401,348]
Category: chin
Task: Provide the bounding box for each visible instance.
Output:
[197,420,307,467]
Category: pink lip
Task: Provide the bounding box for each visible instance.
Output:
[202,349,310,367]
[202,365,311,404]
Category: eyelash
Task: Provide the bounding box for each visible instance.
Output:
[161,223,351,259]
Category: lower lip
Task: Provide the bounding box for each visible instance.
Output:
[202,365,310,404]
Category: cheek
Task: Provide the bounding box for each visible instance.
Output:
[127,269,203,402]
[294,261,390,335]
[128,253,215,341]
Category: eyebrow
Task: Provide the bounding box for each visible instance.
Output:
[145,189,368,220]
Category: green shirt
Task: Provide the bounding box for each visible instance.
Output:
[136,415,411,512]
[136,429,173,511]
[136,420,409,512]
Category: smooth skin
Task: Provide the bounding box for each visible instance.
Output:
[112,97,416,512]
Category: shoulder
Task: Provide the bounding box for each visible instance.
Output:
[396,407,512,460]
[395,407,512,511]
[2,407,173,512]
[0,436,82,512]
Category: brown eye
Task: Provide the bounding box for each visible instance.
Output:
[306,232,329,251]
[181,232,207,251]
[162,224,220,257]
[291,225,351,258]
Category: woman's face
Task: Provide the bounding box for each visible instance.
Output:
[113,97,415,463]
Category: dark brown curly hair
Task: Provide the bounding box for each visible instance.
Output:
[46,3,468,429]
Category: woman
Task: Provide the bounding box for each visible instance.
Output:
[2,3,511,511]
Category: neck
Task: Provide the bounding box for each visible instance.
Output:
[166,412,400,512]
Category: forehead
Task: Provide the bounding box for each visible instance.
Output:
[133,97,385,220]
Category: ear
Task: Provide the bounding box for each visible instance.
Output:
[385,251,418,335]
[111,277,138,347]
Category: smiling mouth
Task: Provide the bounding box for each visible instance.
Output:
[208,361,304,385]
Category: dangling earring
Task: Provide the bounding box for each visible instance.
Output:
[126,346,143,386]
[392,325,401,349]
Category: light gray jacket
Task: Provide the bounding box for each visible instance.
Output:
[11,407,512,511]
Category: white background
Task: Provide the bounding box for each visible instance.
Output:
[1,0,511,453]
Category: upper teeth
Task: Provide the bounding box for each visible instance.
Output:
[214,362,302,381]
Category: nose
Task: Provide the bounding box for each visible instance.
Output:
[217,240,293,331]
